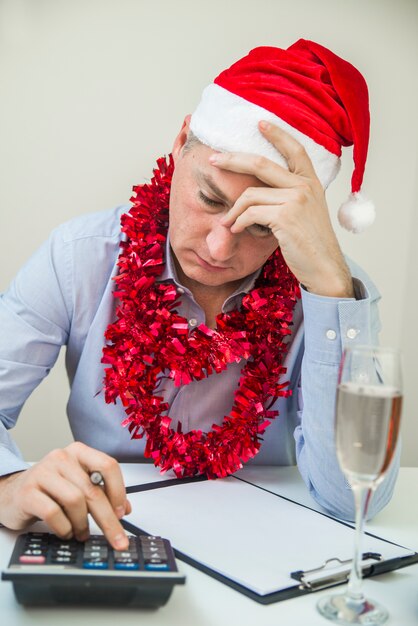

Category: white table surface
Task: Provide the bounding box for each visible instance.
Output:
[1,464,418,626]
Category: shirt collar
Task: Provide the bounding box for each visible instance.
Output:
[159,233,180,284]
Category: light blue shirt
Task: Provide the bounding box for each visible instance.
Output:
[0,205,399,520]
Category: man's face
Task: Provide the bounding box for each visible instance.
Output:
[169,118,278,294]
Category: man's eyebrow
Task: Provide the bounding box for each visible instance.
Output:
[195,170,232,206]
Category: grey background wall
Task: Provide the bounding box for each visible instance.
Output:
[1,0,417,465]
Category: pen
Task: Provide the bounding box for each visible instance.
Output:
[89,470,104,486]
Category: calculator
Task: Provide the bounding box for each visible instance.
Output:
[1,531,185,607]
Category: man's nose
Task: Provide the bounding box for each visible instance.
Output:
[206,221,238,263]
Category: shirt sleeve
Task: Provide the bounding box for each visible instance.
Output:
[0,225,72,476]
[294,268,400,521]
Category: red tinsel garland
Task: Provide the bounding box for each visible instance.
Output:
[102,155,301,478]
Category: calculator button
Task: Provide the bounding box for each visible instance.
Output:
[144,563,170,571]
[143,547,167,555]
[82,560,108,569]
[115,557,137,564]
[144,545,166,552]
[52,556,75,564]
[83,549,108,559]
[144,558,169,570]
[143,536,161,540]
[26,544,47,551]
[55,544,77,551]
[19,555,46,564]
[113,550,137,559]
[143,552,167,561]
[144,555,167,563]
[114,562,139,570]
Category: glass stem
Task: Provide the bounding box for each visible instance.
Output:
[347,484,372,603]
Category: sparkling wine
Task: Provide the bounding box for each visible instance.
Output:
[318,347,402,625]
[336,382,402,485]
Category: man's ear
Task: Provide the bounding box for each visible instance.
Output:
[172,114,192,162]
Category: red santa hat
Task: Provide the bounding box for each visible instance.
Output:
[190,39,375,233]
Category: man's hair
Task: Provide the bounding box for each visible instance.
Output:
[183,130,201,153]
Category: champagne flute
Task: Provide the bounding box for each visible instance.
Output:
[317,345,402,625]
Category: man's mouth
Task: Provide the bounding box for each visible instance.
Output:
[195,253,230,271]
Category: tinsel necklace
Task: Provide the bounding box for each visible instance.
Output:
[102,155,300,479]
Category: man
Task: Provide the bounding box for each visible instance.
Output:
[0,40,399,551]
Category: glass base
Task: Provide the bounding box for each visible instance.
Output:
[317,593,389,625]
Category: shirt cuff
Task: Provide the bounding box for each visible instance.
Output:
[0,448,30,478]
[301,278,372,365]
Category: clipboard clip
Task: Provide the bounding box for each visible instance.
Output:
[291,552,382,592]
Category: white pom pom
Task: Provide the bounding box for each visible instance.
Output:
[338,192,376,234]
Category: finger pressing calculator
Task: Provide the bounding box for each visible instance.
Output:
[1,531,185,607]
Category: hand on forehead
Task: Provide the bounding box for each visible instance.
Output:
[209,121,317,189]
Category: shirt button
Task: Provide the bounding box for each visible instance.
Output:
[346,328,358,339]
[188,318,198,328]
[177,287,185,294]
[326,329,337,340]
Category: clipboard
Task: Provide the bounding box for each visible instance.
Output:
[121,473,418,605]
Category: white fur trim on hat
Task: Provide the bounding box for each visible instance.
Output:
[190,83,341,190]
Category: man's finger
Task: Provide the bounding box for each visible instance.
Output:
[35,456,127,548]
[209,151,298,189]
[230,204,284,236]
[66,442,127,517]
[258,120,317,179]
[21,489,74,539]
[84,483,129,550]
[52,463,129,549]
[221,187,291,228]
[64,442,129,549]
[60,457,129,549]
[44,472,90,541]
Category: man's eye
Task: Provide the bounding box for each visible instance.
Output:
[198,191,222,207]
[248,223,273,237]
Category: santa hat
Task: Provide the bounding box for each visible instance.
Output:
[190,39,375,233]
